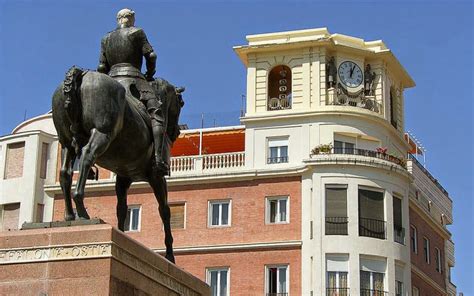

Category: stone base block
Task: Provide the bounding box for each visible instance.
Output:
[0,221,210,296]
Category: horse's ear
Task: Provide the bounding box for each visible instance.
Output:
[176,87,185,93]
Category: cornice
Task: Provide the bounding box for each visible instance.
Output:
[412,264,447,295]
[409,199,451,240]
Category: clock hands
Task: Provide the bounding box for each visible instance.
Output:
[350,65,355,78]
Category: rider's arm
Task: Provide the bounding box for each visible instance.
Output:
[97,37,110,74]
[137,29,156,81]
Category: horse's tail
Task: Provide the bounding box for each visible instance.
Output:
[63,66,86,154]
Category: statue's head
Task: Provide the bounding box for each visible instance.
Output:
[117,8,135,28]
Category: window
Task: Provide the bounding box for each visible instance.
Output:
[412,287,420,296]
[39,143,49,179]
[326,255,349,296]
[268,65,292,110]
[390,88,398,129]
[209,200,231,227]
[4,142,25,179]
[435,248,442,273]
[1,203,21,231]
[395,265,404,296]
[170,203,185,229]
[393,196,404,244]
[334,140,355,154]
[395,280,403,296]
[124,205,141,232]
[325,186,348,235]
[360,257,386,295]
[266,265,288,295]
[267,138,289,164]
[267,196,289,224]
[207,268,229,296]
[423,237,430,264]
[410,225,418,254]
[36,204,44,223]
[358,188,385,239]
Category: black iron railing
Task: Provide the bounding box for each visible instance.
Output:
[325,217,348,235]
[314,147,406,169]
[360,289,389,296]
[326,287,350,296]
[394,226,405,245]
[359,217,386,239]
[266,293,289,296]
[267,156,289,164]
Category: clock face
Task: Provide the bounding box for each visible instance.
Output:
[338,61,363,88]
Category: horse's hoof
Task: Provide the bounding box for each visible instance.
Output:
[64,213,76,221]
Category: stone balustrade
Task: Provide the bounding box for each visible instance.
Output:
[170,152,245,175]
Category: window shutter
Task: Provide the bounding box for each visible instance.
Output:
[358,189,384,220]
[170,203,185,229]
[2,203,20,231]
[5,142,25,179]
[40,143,49,179]
[326,187,348,217]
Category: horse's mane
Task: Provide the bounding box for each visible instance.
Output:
[150,77,173,96]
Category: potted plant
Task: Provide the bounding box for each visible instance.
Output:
[311,143,333,155]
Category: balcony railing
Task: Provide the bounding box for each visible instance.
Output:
[314,147,406,169]
[170,152,245,175]
[325,217,348,235]
[408,154,449,196]
[267,156,289,164]
[394,226,405,245]
[360,289,388,296]
[326,287,350,296]
[359,217,386,239]
[266,293,289,296]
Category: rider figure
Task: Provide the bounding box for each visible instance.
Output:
[97,8,169,174]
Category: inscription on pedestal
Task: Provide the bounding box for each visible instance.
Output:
[0,243,112,264]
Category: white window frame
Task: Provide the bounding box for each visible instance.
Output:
[435,247,442,273]
[412,286,420,296]
[410,225,418,254]
[125,205,141,232]
[360,270,385,292]
[206,267,230,296]
[208,200,232,227]
[267,137,289,164]
[265,264,289,295]
[423,237,430,264]
[395,280,403,296]
[266,196,289,224]
[327,271,349,289]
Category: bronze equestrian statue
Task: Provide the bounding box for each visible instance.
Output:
[51,8,183,263]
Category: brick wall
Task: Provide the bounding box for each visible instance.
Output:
[176,248,301,296]
[53,176,302,249]
[411,271,444,296]
[409,207,446,291]
[5,142,25,179]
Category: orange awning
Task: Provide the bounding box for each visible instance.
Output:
[171,129,245,156]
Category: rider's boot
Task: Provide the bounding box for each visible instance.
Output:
[151,121,170,175]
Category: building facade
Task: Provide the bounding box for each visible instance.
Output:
[0,28,456,296]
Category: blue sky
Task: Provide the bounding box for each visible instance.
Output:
[1,0,472,293]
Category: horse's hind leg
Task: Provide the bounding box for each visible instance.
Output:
[59,146,76,221]
[74,128,111,219]
[149,175,175,263]
[115,175,132,231]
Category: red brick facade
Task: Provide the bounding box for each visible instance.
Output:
[53,176,302,294]
[409,207,447,294]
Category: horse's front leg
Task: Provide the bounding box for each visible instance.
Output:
[149,175,175,263]
[115,175,132,231]
[74,129,111,219]
[59,146,76,221]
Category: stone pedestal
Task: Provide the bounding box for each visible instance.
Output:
[0,220,210,296]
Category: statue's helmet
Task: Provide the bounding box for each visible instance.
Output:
[117,8,135,26]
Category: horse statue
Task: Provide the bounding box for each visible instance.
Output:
[51,66,184,263]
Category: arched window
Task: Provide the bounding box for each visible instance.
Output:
[268,65,292,110]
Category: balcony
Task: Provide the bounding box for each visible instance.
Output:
[326,287,350,296]
[446,239,455,265]
[266,294,288,296]
[313,148,406,169]
[360,289,388,296]
[359,217,386,240]
[325,217,348,235]
[326,85,383,115]
[267,156,289,164]
[394,226,405,245]
[170,152,245,175]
